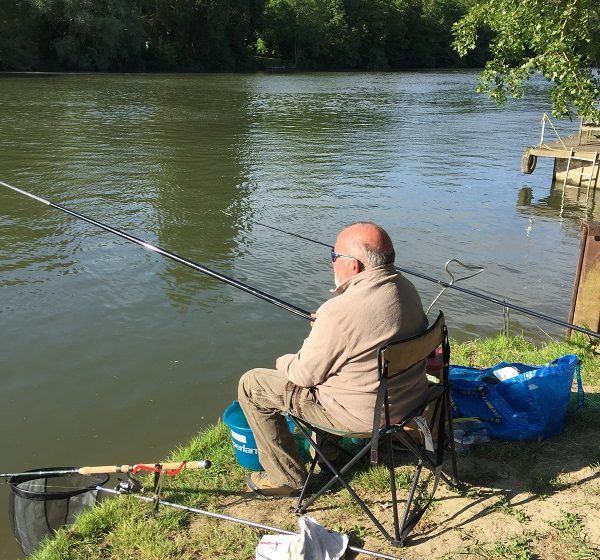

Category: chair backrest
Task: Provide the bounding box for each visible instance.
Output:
[378,311,447,382]
[369,312,449,464]
[374,311,449,430]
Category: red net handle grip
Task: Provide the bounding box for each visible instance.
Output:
[78,461,211,475]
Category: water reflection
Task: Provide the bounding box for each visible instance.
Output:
[148,78,253,308]
[234,72,583,342]
[516,181,600,223]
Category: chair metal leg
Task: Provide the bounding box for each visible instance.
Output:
[386,434,401,544]
[445,392,459,483]
[399,465,442,544]
[294,420,372,511]
[296,453,319,505]
[291,418,395,542]
[290,401,455,547]
[398,460,423,542]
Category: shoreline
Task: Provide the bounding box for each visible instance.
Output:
[30,333,600,559]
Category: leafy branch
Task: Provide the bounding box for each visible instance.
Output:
[452,0,600,121]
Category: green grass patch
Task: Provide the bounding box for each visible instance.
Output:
[458,533,537,560]
[526,474,561,498]
[487,496,531,523]
[547,511,600,560]
[351,464,412,493]
[451,332,600,386]
[31,422,243,560]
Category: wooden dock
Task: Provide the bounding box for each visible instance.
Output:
[521,119,600,188]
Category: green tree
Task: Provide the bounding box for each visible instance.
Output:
[0,1,42,70]
[343,0,394,69]
[34,0,145,71]
[258,0,331,68]
[588,7,600,68]
[453,0,600,120]
[416,0,474,67]
[140,0,263,71]
[322,0,361,68]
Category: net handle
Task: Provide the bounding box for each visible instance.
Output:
[79,461,210,475]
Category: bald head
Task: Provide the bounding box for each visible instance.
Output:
[335,222,395,270]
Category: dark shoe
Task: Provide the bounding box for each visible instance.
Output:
[246,471,300,497]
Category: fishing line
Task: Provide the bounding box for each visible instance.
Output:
[230,213,600,340]
[98,487,410,560]
[3,180,595,339]
[0,181,312,321]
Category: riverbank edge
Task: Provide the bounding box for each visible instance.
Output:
[30,333,600,560]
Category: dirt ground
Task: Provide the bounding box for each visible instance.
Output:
[192,400,600,560]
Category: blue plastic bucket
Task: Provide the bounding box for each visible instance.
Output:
[223,401,297,471]
[223,400,262,470]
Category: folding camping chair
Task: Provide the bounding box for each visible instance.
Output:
[287,311,457,546]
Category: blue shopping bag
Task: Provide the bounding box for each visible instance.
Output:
[449,354,583,441]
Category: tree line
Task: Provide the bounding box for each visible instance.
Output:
[0,0,489,72]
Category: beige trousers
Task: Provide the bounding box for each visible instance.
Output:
[238,368,349,488]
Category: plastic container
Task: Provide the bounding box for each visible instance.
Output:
[452,418,490,453]
[223,401,296,471]
[223,400,262,470]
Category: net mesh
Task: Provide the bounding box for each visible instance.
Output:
[9,468,109,555]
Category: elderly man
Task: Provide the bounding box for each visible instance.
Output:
[238,222,428,496]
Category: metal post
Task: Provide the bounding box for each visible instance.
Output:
[569,221,600,336]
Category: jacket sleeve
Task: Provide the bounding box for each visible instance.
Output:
[276,302,348,387]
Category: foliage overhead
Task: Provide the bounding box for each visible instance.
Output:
[452,0,600,120]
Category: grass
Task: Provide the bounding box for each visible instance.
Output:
[30,334,600,560]
[31,422,249,560]
[487,495,531,523]
[526,474,561,498]
[547,511,600,560]
[459,533,537,560]
[351,464,412,493]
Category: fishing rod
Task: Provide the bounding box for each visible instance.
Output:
[234,215,600,340]
[0,181,311,321]
[98,486,410,560]
[0,460,211,479]
[0,184,403,558]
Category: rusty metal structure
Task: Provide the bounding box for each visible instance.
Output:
[569,221,600,336]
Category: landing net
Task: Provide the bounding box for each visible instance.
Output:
[9,468,109,555]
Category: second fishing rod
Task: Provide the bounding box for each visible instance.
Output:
[0,181,312,323]
[5,180,595,340]
[234,215,600,340]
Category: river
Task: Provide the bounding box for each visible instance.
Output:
[0,71,594,557]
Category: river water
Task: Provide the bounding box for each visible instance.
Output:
[0,71,595,556]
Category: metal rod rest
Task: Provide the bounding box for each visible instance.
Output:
[98,487,409,560]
